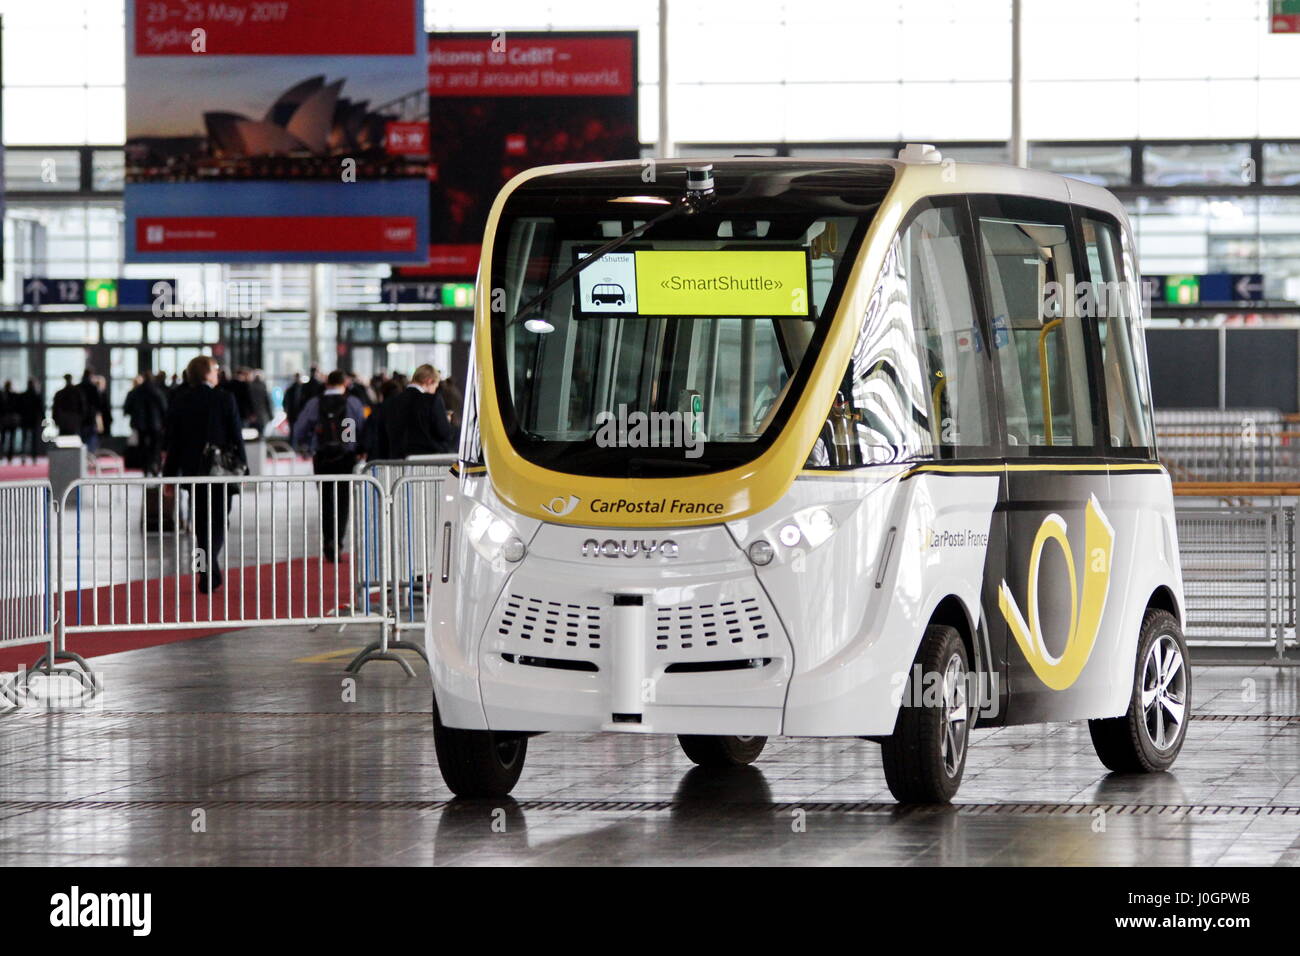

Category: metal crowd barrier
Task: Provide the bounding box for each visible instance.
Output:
[1156,408,1284,428]
[1174,504,1295,656]
[39,474,390,686]
[342,456,455,674]
[1156,407,1299,483]
[11,462,1293,699]
[0,482,55,703]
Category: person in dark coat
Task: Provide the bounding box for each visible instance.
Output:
[52,375,87,437]
[222,367,255,428]
[19,379,43,462]
[247,370,273,433]
[0,381,18,461]
[363,379,401,460]
[77,368,104,451]
[285,367,324,433]
[291,370,366,561]
[124,371,168,475]
[384,364,455,459]
[163,355,247,593]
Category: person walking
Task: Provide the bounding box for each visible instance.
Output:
[291,370,365,562]
[285,367,324,434]
[247,369,273,434]
[52,374,87,438]
[363,378,401,460]
[19,378,43,462]
[124,370,167,475]
[77,369,103,451]
[163,355,247,593]
[0,381,19,461]
[384,364,455,459]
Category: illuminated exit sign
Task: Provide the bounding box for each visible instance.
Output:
[85,279,118,309]
[1142,274,1265,305]
[1272,0,1300,32]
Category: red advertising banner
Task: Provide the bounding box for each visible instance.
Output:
[406,31,638,279]
[429,35,635,97]
[135,0,417,56]
[136,216,419,253]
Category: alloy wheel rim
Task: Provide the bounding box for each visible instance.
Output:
[940,653,968,776]
[1141,634,1186,751]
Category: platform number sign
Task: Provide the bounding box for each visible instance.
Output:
[23,278,85,307]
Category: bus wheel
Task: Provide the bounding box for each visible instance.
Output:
[678,734,767,767]
[881,625,970,803]
[1089,609,1190,773]
[432,700,527,798]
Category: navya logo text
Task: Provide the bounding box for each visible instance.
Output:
[997,495,1115,691]
[542,495,581,517]
[582,539,680,559]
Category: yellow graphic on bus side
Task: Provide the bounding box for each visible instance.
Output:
[634,249,810,317]
[997,494,1115,691]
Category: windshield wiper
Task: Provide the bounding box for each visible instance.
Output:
[507,165,718,328]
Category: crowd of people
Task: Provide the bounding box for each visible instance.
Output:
[0,379,44,462]
[283,364,463,460]
[2,357,461,591]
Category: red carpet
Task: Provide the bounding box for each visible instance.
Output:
[0,553,380,670]
[0,461,49,481]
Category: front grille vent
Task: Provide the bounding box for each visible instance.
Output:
[654,597,770,651]
[496,594,603,650]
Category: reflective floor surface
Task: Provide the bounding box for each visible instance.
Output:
[1,627,1297,866]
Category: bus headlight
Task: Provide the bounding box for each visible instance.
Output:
[466,503,526,564]
[744,505,839,565]
[799,507,837,548]
[501,537,527,563]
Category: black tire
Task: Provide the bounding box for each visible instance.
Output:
[880,625,971,803]
[1089,609,1190,773]
[432,698,527,798]
[677,734,767,767]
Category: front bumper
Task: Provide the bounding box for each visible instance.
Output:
[475,558,791,734]
[430,517,792,735]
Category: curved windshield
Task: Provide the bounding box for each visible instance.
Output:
[489,162,894,477]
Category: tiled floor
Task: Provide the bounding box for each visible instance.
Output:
[1,627,1297,866]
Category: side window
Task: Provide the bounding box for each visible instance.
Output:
[1081,215,1155,449]
[807,201,992,468]
[977,206,1096,449]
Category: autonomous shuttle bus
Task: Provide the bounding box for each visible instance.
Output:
[426,149,1189,802]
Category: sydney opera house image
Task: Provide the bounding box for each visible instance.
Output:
[126,75,425,183]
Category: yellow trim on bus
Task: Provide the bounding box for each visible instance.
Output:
[471,160,1145,528]
[796,462,1167,479]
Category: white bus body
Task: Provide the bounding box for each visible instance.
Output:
[425,152,1189,802]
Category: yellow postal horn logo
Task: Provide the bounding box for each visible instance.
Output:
[998,494,1114,691]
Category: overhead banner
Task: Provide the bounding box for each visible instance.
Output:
[407,31,639,279]
[125,0,428,263]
